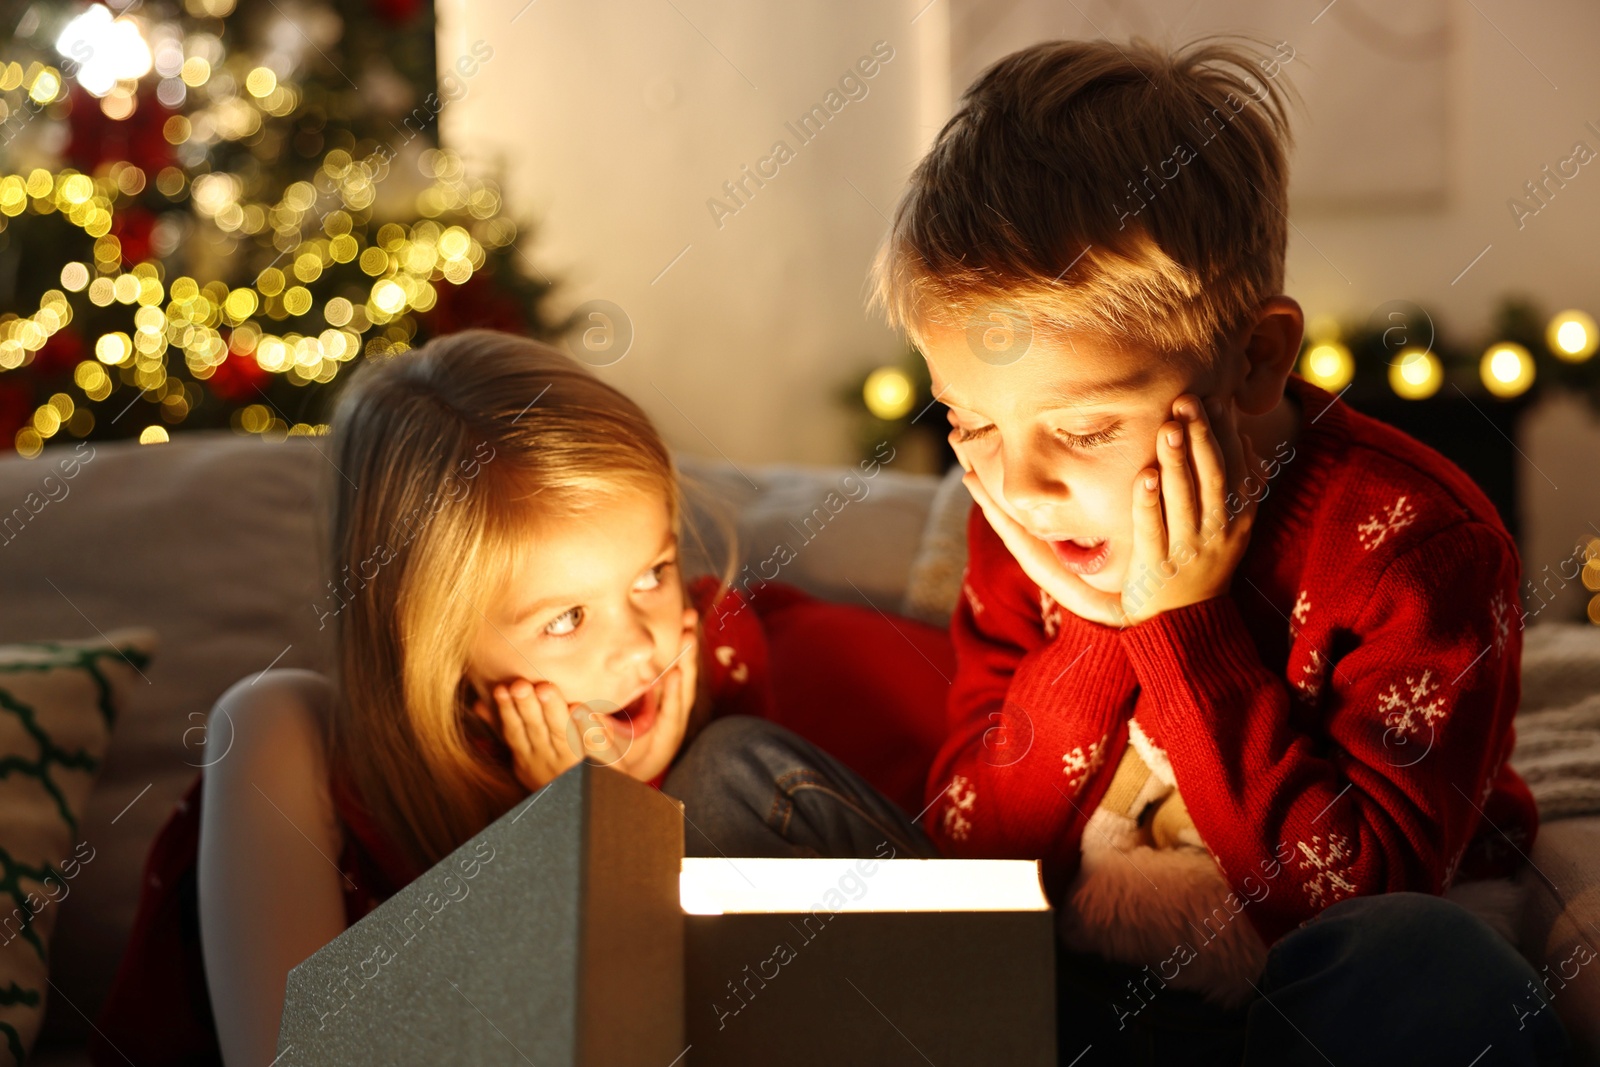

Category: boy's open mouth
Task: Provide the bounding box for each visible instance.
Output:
[1049,537,1110,575]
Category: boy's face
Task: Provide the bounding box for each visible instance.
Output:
[920,319,1227,595]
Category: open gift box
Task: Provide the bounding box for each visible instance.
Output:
[276,761,1057,1067]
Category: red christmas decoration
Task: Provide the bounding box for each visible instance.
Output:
[111,207,156,266]
[0,383,34,445]
[205,347,272,402]
[420,269,527,336]
[367,0,424,25]
[34,328,86,377]
[65,85,176,174]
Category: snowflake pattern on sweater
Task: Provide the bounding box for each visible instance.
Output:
[1040,589,1062,639]
[1376,670,1450,740]
[1061,737,1108,793]
[941,775,976,841]
[1356,495,1416,550]
[1491,590,1514,655]
[921,375,1540,949]
[1294,647,1327,703]
[1295,833,1358,907]
[714,644,751,684]
[961,574,985,617]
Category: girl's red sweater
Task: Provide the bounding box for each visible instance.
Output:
[922,374,1539,948]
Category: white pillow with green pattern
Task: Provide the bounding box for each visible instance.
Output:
[0,629,155,1066]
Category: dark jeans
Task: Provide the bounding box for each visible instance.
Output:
[664,714,938,860]
[664,716,1573,1067]
[1054,893,1572,1066]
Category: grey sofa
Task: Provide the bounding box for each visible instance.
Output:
[2,432,1597,1064]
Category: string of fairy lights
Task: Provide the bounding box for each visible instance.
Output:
[855,306,1600,623]
[855,306,1600,425]
[1,1,539,457]
[1296,309,1598,399]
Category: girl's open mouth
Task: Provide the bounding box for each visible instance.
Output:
[1050,537,1110,575]
[603,681,661,739]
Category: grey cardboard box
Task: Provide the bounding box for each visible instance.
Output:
[276,760,1056,1066]
[276,760,685,1066]
[687,909,1055,1065]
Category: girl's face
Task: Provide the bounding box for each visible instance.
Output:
[464,489,692,784]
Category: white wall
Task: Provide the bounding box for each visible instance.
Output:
[435,0,948,468]
[1286,0,1600,346]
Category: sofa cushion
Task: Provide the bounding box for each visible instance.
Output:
[0,629,154,1064]
[901,464,972,628]
[1,434,335,1049]
[1512,623,1600,1059]
[676,453,938,610]
[1515,816,1600,1062]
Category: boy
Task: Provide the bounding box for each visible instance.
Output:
[860,35,1565,1065]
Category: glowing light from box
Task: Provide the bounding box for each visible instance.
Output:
[139,425,169,444]
[1481,342,1534,398]
[679,857,1050,916]
[1300,342,1353,391]
[1547,310,1597,363]
[56,5,152,97]
[1388,348,1441,400]
[863,367,914,421]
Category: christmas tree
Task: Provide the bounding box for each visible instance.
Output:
[0,0,558,455]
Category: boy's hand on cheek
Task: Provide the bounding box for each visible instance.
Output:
[1121,394,1263,625]
[959,467,1126,629]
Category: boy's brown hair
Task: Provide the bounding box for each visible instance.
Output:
[869,36,1297,364]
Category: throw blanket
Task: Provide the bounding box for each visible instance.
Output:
[1512,623,1600,820]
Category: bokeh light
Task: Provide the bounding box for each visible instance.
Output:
[1481,342,1535,398]
[1547,310,1597,363]
[863,367,915,421]
[55,6,152,96]
[1388,348,1442,400]
[1300,341,1354,391]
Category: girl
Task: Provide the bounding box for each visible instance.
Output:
[90,329,938,1066]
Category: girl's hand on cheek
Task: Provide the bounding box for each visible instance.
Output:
[474,677,592,792]
[961,469,1124,629]
[1121,394,1262,624]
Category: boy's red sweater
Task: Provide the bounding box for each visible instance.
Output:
[923,374,1538,948]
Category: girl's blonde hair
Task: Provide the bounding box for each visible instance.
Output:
[320,328,682,877]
